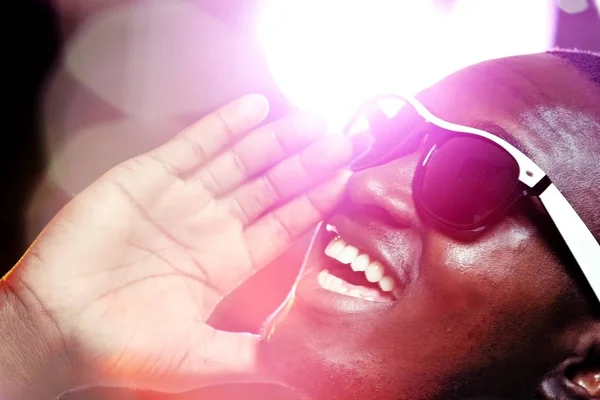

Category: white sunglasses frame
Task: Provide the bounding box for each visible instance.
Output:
[347,94,600,303]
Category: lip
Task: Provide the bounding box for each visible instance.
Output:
[294,227,396,315]
[294,217,420,316]
[328,214,415,288]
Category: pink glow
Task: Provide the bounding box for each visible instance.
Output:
[258,0,557,131]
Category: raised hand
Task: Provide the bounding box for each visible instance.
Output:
[4,94,351,396]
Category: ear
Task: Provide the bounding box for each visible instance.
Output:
[538,324,600,400]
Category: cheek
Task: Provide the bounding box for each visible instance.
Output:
[440,219,566,314]
[442,220,535,280]
[410,220,561,360]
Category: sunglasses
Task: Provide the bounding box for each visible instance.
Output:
[343,94,600,304]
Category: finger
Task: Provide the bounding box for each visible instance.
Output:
[192,112,327,195]
[226,134,352,226]
[244,169,352,269]
[151,94,270,176]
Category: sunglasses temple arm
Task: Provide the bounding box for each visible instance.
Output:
[538,184,600,304]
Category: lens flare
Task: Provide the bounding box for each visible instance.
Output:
[258,0,556,131]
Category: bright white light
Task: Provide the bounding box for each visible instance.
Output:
[258,0,446,130]
[258,0,557,131]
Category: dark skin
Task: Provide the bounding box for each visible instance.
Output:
[256,53,600,400]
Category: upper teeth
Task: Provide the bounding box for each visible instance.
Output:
[324,236,396,293]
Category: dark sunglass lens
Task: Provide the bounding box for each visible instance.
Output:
[420,136,520,228]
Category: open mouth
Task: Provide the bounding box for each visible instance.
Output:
[316,225,398,303]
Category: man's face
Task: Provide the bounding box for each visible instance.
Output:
[258,54,600,400]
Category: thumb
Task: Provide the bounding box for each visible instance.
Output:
[162,328,262,392]
[200,329,261,381]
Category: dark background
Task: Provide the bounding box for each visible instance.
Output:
[5,0,600,278]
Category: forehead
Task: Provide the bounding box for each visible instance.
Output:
[415,53,600,171]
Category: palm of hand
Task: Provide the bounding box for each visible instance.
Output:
[48,161,253,389]
[9,95,351,393]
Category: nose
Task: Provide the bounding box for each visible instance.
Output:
[345,151,424,232]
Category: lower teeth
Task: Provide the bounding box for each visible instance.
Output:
[317,269,393,302]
